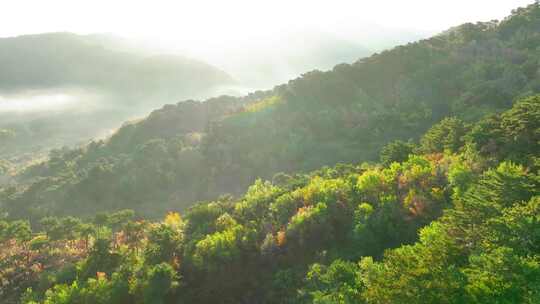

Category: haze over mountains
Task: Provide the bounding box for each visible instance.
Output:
[0,32,237,161]
[0,26,425,163]
[175,26,429,89]
[4,2,539,219]
[0,32,233,93]
[0,2,539,304]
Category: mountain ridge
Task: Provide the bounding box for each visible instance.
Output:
[3,2,539,221]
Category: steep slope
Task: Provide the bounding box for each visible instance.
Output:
[1,96,538,304]
[2,3,540,220]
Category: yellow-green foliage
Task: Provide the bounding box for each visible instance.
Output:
[0,159,11,175]
[215,213,237,231]
[234,179,284,221]
[269,192,301,226]
[244,96,283,113]
[300,176,353,206]
[286,202,331,246]
[192,224,255,269]
[356,169,388,203]
[288,203,328,231]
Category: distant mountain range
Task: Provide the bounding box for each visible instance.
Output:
[1,4,539,304]
[0,32,236,159]
[0,32,235,98]
[202,31,375,89]
[183,28,429,89]
[0,29,423,159]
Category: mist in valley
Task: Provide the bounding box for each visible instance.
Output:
[1,1,540,303]
[0,25,427,169]
[0,85,238,162]
[0,0,531,174]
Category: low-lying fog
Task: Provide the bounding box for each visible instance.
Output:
[0,26,428,163]
[0,87,225,161]
[0,92,79,113]
[0,0,530,167]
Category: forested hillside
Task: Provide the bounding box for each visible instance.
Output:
[1,3,540,304]
[0,95,538,303]
[3,4,539,221]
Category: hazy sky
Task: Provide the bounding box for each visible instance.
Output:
[1,0,535,46]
